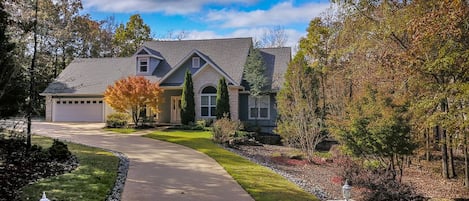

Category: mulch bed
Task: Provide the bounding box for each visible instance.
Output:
[235,144,469,201]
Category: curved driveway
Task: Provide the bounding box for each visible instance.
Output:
[32,122,253,201]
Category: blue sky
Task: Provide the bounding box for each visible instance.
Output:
[81,0,331,48]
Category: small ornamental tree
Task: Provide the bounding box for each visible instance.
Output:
[104,76,163,126]
[216,77,230,119]
[180,70,195,125]
[243,47,267,97]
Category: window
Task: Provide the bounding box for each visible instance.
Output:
[248,95,270,119]
[138,57,149,72]
[192,57,200,68]
[201,86,217,117]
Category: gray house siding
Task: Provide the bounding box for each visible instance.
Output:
[239,93,277,133]
[158,89,182,123]
[161,56,207,86]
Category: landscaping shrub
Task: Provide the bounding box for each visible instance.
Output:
[212,116,243,144]
[48,139,72,161]
[339,157,425,201]
[106,112,130,128]
[0,135,78,201]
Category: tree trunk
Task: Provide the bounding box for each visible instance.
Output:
[464,138,469,187]
[26,0,39,150]
[425,127,431,161]
[449,134,456,178]
[441,128,450,179]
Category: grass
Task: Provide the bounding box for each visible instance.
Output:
[20,135,119,201]
[144,130,319,201]
[104,127,137,134]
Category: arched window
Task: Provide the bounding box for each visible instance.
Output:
[201,86,217,117]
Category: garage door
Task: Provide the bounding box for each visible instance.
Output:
[52,99,104,122]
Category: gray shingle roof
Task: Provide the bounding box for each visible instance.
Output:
[42,38,291,95]
[259,47,291,90]
[143,37,252,85]
[42,58,135,95]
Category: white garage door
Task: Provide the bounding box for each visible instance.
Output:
[52,99,104,122]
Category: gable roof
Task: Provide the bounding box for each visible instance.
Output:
[159,49,238,86]
[143,37,252,85]
[42,37,291,95]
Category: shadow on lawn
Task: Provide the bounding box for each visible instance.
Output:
[144,131,319,201]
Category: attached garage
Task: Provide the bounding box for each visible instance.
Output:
[52,98,104,122]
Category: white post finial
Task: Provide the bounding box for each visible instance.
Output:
[40,192,50,201]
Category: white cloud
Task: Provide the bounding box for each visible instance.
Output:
[206,1,330,28]
[82,0,257,14]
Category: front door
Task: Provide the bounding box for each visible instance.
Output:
[171,96,181,124]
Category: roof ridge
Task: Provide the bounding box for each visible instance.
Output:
[147,37,253,43]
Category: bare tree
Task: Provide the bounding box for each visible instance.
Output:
[257,26,288,48]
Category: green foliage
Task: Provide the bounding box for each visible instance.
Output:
[113,14,151,57]
[48,139,71,161]
[144,130,319,201]
[181,70,195,125]
[276,52,325,160]
[243,47,267,97]
[0,1,25,117]
[106,112,130,128]
[337,86,416,160]
[212,116,243,144]
[216,77,230,119]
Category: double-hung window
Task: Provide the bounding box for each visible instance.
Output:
[192,57,200,68]
[201,86,217,117]
[248,95,270,119]
[138,57,149,73]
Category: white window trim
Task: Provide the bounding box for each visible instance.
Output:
[192,57,200,68]
[248,95,270,120]
[201,94,216,117]
[138,57,149,73]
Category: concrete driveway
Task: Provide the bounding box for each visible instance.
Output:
[32,122,253,201]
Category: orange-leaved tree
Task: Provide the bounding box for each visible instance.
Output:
[104,76,163,126]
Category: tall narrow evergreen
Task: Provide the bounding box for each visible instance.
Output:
[216,77,230,119]
[180,69,195,125]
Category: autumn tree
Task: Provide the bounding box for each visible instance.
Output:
[113,14,151,57]
[180,70,195,125]
[276,52,325,160]
[404,0,469,182]
[216,77,230,119]
[104,76,163,126]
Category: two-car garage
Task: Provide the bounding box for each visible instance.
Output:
[51,98,104,122]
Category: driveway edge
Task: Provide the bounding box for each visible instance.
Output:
[106,150,129,201]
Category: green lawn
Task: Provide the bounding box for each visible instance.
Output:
[20,135,119,201]
[104,127,137,134]
[144,130,319,201]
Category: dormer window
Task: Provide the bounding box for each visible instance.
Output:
[138,57,149,73]
[192,57,200,68]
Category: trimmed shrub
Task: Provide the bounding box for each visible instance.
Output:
[106,113,130,128]
[48,139,71,161]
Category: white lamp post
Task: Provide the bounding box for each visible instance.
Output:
[39,192,50,201]
[342,179,352,201]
